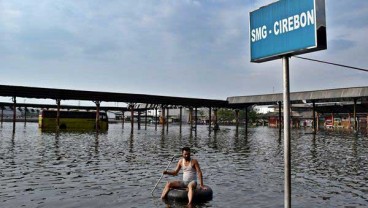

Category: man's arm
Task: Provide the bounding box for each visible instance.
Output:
[163,159,182,176]
[193,159,207,189]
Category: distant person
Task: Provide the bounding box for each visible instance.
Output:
[161,147,207,205]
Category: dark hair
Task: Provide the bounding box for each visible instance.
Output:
[181,147,191,152]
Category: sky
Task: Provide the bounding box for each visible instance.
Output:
[0,0,367,106]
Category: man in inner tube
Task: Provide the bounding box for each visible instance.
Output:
[161,146,207,205]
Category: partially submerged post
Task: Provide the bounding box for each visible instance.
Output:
[213,108,219,131]
[283,56,291,207]
[145,110,147,130]
[209,107,212,133]
[95,101,101,131]
[245,107,248,134]
[195,107,198,131]
[24,107,27,126]
[56,99,61,130]
[1,106,3,125]
[235,109,240,130]
[166,108,169,132]
[179,107,182,133]
[353,98,357,131]
[189,107,193,130]
[312,101,316,133]
[161,107,165,131]
[122,110,125,129]
[137,110,141,130]
[155,108,158,131]
[130,104,134,134]
[12,96,16,132]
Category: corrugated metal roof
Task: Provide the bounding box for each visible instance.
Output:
[228,86,368,105]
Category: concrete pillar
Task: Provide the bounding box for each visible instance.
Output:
[145,110,147,130]
[195,107,198,131]
[213,108,219,131]
[12,96,16,132]
[353,99,357,131]
[161,107,165,131]
[24,107,27,125]
[137,111,141,130]
[235,109,239,129]
[278,101,282,131]
[179,107,182,133]
[166,108,169,132]
[1,107,3,124]
[313,101,316,134]
[131,105,134,134]
[95,101,101,131]
[122,111,125,129]
[189,108,193,130]
[245,107,248,134]
[155,108,158,131]
[316,112,320,131]
[56,99,61,130]
[209,107,212,133]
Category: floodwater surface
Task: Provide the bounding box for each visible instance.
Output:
[0,123,367,208]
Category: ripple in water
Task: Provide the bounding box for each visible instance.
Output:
[0,123,367,208]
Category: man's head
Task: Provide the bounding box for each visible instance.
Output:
[181,147,191,161]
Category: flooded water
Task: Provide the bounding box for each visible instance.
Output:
[0,122,367,208]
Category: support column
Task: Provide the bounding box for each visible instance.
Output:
[122,111,125,129]
[12,96,16,132]
[353,99,357,131]
[155,108,158,131]
[235,109,239,129]
[130,104,134,134]
[282,56,291,208]
[313,101,316,134]
[1,107,3,125]
[166,108,169,132]
[316,112,320,131]
[278,101,282,129]
[245,107,248,134]
[145,110,147,130]
[189,108,193,130]
[195,107,198,131]
[209,107,212,133]
[137,111,141,130]
[24,107,27,125]
[179,107,182,133]
[56,99,61,130]
[161,107,165,131]
[95,101,101,131]
[214,108,219,131]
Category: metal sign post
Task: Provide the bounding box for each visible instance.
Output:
[249,1,327,207]
[283,56,291,208]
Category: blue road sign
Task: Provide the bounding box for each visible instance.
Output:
[250,0,327,63]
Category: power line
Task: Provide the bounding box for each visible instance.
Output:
[294,56,368,73]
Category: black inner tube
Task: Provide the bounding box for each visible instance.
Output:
[166,185,213,202]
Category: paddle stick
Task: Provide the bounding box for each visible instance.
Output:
[151,155,177,196]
